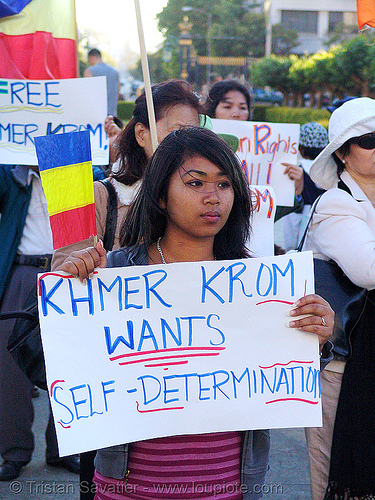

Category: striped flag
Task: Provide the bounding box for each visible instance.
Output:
[357,0,375,29]
[35,131,97,250]
[0,0,77,79]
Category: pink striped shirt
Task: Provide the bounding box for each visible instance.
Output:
[93,432,243,500]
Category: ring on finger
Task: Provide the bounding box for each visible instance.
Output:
[321,317,327,327]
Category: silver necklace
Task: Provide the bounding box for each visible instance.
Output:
[156,236,217,263]
[156,237,167,264]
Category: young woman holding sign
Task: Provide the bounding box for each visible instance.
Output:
[58,127,333,500]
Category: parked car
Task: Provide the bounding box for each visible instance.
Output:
[251,88,283,105]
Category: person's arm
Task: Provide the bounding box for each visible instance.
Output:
[51,237,95,271]
[83,68,92,77]
[312,189,375,289]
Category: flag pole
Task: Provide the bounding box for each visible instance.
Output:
[73,0,79,78]
[134,0,158,152]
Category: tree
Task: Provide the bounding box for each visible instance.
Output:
[288,55,314,107]
[239,11,266,58]
[324,22,358,47]
[157,0,211,58]
[252,55,294,95]
[330,35,375,96]
[209,1,266,58]
[129,49,180,84]
[156,0,267,83]
[271,23,298,55]
[300,49,341,106]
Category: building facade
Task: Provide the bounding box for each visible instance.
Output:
[254,0,357,54]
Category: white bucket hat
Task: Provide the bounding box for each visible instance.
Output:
[310,97,375,189]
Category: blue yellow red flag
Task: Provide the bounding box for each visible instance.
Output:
[35,131,97,250]
[0,0,77,79]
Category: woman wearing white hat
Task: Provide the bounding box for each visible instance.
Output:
[303,97,375,500]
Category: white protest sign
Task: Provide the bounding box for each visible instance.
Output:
[0,77,108,165]
[38,252,320,457]
[249,185,276,257]
[212,119,300,206]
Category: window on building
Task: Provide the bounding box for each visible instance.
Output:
[281,10,318,33]
[343,12,357,25]
[329,11,343,32]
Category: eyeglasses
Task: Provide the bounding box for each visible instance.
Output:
[350,133,375,149]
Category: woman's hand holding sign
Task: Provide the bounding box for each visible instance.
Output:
[288,294,334,349]
[59,240,107,283]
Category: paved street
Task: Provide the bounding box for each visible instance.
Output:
[0,388,312,500]
[0,390,79,500]
[267,428,311,499]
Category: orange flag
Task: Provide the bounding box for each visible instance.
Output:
[357,0,375,29]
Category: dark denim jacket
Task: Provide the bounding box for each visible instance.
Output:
[94,244,270,499]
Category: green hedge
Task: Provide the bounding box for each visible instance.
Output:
[251,105,269,122]
[117,102,330,129]
[117,101,135,121]
[253,105,329,129]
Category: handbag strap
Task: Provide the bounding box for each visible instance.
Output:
[296,194,323,252]
[337,179,351,194]
[99,179,118,252]
[296,179,354,253]
[0,311,35,321]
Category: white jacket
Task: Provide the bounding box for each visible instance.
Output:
[304,170,375,290]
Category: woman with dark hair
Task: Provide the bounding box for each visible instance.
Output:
[205,80,252,121]
[59,127,334,500]
[52,79,203,268]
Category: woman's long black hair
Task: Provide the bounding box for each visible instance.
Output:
[205,80,252,121]
[120,127,252,260]
[112,80,204,186]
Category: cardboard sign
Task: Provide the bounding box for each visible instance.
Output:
[0,77,108,165]
[248,185,276,257]
[212,119,300,206]
[38,252,320,456]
